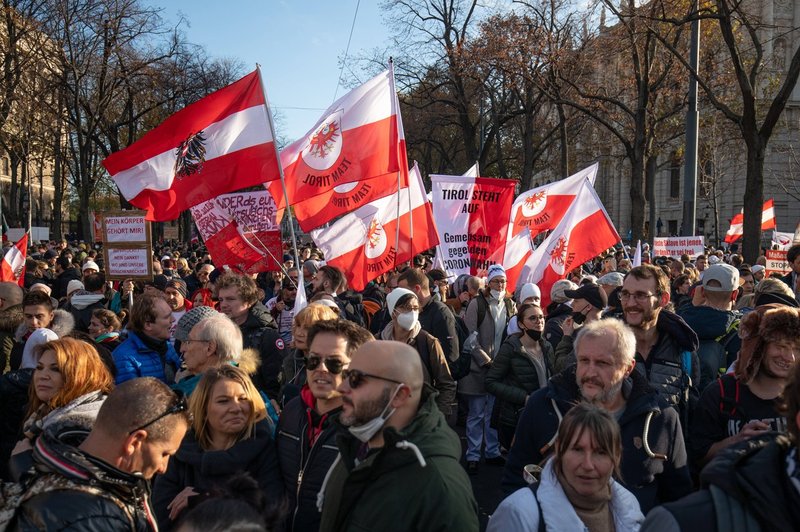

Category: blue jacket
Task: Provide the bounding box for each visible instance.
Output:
[112,331,181,384]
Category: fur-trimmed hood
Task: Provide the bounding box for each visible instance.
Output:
[14,309,75,343]
[735,304,800,382]
[0,304,24,334]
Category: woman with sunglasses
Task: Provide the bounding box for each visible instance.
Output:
[378,288,456,420]
[276,319,373,532]
[153,365,283,530]
[485,303,554,449]
[9,337,113,480]
[488,403,643,531]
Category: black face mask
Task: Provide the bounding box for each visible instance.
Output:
[571,310,587,325]
[525,329,542,341]
[284,299,295,307]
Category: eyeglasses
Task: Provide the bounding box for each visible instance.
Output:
[306,355,347,374]
[341,368,403,389]
[619,290,657,302]
[489,279,507,285]
[183,338,209,345]
[128,390,189,435]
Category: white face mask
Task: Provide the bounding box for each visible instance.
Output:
[490,289,503,300]
[347,384,403,443]
[396,310,418,331]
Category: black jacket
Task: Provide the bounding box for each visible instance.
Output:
[641,434,800,531]
[0,368,32,481]
[485,334,553,428]
[276,387,341,532]
[240,303,287,400]
[419,297,459,363]
[543,302,572,348]
[52,266,82,300]
[11,430,158,531]
[502,364,693,513]
[152,419,283,530]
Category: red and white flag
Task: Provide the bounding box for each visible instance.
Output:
[103,71,280,221]
[518,180,620,308]
[269,69,405,212]
[1,234,27,287]
[190,191,282,274]
[430,174,516,278]
[509,162,598,239]
[724,199,776,244]
[310,162,438,291]
[503,228,534,291]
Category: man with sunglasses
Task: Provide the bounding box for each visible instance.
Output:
[11,378,190,530]
[276,319,373,532]
[317,340,479,532]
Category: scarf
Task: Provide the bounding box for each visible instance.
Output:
[95,331,120,343]
[138,332,169,356]
[23,390,107,439]
[555,465,616,532]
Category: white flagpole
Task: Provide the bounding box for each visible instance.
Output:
[389,58,403,266]
[256,65,301,283]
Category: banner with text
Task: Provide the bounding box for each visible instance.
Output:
[431,175,516,278]
[765,249,790,277]
[191,190,282,273]
[653,236,705,259]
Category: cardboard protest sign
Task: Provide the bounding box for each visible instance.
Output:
[653,236,704,259]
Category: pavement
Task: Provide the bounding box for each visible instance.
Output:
[454,425,507,531]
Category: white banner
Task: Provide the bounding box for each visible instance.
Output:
[772,231,794,250]
[653,236,704,259]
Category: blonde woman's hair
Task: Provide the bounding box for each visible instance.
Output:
[189,365,266,451]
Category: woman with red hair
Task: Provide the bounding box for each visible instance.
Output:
[190,288,216,309]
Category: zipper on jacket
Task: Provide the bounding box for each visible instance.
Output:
[291,412,333,531]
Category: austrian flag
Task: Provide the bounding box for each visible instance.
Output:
[103,71,280,221]
[724,199,776,244]
[1,234,27,287]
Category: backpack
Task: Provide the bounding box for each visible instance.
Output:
[335,294,366,327]
[708,484,762,532]
[0,474,135,531]
[696,317,740,393]
[525,481,546,532]
[448,294,515,380]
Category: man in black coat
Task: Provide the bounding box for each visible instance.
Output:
[502,319,693,514]
[10,378,189,530]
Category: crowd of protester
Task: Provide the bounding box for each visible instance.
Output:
[0,236,799,531]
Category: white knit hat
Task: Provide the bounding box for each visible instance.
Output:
[487,264,506,282]
[386,287,416,315]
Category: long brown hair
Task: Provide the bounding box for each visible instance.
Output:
[28,337,114,416]
[188,365,266,451]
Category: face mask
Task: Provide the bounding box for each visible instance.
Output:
[525,329,542,341]
[348,384,403,443]
[396,310,418,331]
[571,310,587,325]
[490,289,503,300]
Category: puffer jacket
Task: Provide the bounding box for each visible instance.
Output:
[318,388,479,532]
[111,331,181,384]
[642,433,800,531]
[240,303,287,400]
[502,364,693,513]
[459,292,515,396]
[10,429,159,531]
[152,419,283,530]
[488,458,644,531]
[276,386,341,532]
[485,334,553,429]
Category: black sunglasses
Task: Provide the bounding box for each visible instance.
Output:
[306,355,347,374]
[128,390,189,435]
[341,368,403,389]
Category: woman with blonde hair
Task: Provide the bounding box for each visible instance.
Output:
[153,365,282,530]
[9,337,113,478]
[488,403,644,531]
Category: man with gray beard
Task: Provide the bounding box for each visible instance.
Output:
[501,319,692,514]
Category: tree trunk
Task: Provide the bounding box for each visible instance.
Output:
[557,102,569,179]
[741,134,765,262]
[629,151,646,243]
[646,155,657,247]
[52,120,63,240]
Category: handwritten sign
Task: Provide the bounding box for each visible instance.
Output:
[104,214,148,243]
[653,236,704,259]
[765,250,790,277]
[106,248,150,277]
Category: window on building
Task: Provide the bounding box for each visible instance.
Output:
[697,218,705,235]
[668,220,678,236]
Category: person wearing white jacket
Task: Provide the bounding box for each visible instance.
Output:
[488,403,644,532]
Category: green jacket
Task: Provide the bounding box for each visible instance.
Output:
[485,334,553,428]
[318,389,479,532]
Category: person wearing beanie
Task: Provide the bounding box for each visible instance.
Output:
[165,279,192,342]
[505,283,541,336]
[81,260,99,278]
[378,288,456,418]
[460,263,516,475]
[688,304,800,468]
[544,279,578,349]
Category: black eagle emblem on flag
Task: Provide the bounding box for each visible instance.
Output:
[174,131,207,178]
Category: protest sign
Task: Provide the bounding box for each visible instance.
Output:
[653,236,704,259]
[191,190,282,273]
[765,250,790,277]
[100,210,152,281]
[431,175,515,278]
